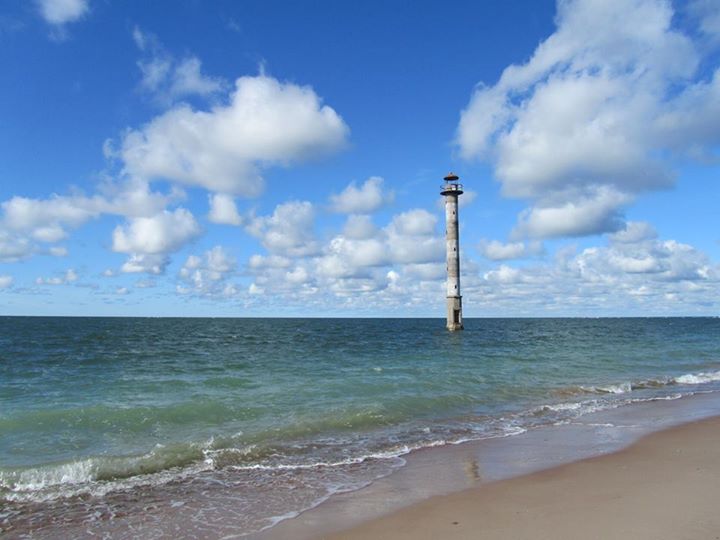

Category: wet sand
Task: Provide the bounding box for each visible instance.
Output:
[324,416,720,540]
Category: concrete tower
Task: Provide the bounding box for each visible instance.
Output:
[441,172,464,331]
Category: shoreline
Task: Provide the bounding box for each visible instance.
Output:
[258,390,720,539]
[326,414,720,540]
[5,382,720,538]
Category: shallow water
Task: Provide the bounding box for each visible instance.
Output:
[1,317,719,537]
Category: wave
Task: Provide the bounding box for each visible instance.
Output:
[674,370,720,385]
[0,440,214,500]
[580,382,633,394]
[4,367,719,505]
[556,368,720,398]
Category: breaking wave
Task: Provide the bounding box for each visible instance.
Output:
[3,366,720,506]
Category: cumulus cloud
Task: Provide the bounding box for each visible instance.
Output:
[178,246,237,296]
[208,193,243,225]
[342,214,380,240]
[0,178,179,262]
[112,208,201,253]
[513,186,631,239]
[245,201,320,257]
[120,75,349,197]
[0,275,13,288]
[469,227,720,315]
[457,0,720,239]
[2,50,347,270]
[112,208,201,274]
[36,0,88,26]
[689,0,720,41]
[246,206,445,300]
[610,221,658,244]
[2,194,96,242]
[0,230,34,262]
[133,27,226,105]
[36,268,78,285]
[385,209,444,264]
[248,254,291,269]
[119,254,168,275]
[307,209,443,283]
[478,239,544,260]
[574,236,714,282]
[329,177,393,214]
[239,191,718,314]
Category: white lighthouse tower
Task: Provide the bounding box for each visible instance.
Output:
[441,172,463,331]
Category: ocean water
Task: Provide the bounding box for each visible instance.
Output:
[1,316,719,537]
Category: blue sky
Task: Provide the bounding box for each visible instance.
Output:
[0,0,719,317]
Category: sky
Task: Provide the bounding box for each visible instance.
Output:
[0,0,719,317]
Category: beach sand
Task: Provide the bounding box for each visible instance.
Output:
[323,416,720,540]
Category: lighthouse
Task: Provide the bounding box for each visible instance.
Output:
[441,173,463,331]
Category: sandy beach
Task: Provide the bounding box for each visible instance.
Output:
[324,416,720,540]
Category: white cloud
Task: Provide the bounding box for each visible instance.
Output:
[116,287,129,295]
[457,0,720,239]
[689,0,720,41]
[112,208,201,274]
[342,214,380,240]
[572,238,715,282]
[137,56,171,95]
[385,209,444,264]
[248,254,291,269]
[0,178,179,262]
[245,201,319,257]
[120,254,168,275]
[36,268,78,285]
[610,221,658,244]
[208,193,243,226]
[329,177,393,214]
[0,275,13,288]
[317,237,388,278]
[2,194,95,241]
[120,75,349,197]
[132,25,148,50]
[513,186,630,239]
[481,233,718,313]
[0,230,33,262]
[170,57,225,98]
[36,0,88,25]
[238,189,718,314]
[484,264,524,284]
[246,206,445,302]
[112,208,201,255]
[478,240,543,260]
[178,246,237,296]
[133,27,226,104]
[387,208,437,237]
[0,54,346,270]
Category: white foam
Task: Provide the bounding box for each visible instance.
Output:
[586,382,632,394]
[1,459,96,492]
[543,402,583,412]
[674,370,720,385]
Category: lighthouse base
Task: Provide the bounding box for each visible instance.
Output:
[446,296,464,331]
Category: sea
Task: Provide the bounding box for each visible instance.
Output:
[1,316,719,538]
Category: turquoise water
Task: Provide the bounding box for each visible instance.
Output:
[1,317,719,536]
